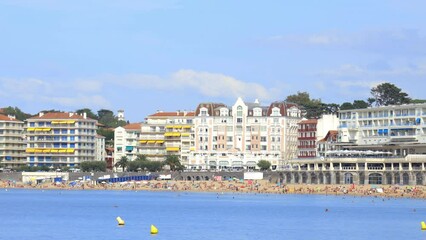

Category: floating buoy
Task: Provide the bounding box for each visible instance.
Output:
[421,221,426,230]
[150,224,158,234]
[116,216,125,226]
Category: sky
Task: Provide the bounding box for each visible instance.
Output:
[1,0,426,122]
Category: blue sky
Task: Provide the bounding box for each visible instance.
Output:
[1,0,426,122]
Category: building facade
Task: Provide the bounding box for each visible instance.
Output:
[0,114,26,168]
[297,119,317,158]
[25,112,97,168]
[114,123,142,165]
[190,98,302,170]
[139,111,194,164]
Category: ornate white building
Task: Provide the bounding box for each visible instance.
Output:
[190,98,302,170]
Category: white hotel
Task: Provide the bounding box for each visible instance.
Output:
[190,98,302,170]
[338,103,426,155]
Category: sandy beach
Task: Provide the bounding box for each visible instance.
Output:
[2,179,426,199]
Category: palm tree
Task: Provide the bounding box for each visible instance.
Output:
[164,155,184,171]
[115,156,129,172]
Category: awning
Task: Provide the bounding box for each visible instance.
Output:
[42,149,51,153]
[66,149,75,153]
[26,148,35,153]
[182,125,191,129]
[190,147,195,151]
[147,140,156,143]
[125,146,134,151]
[166,147,180,151]
[166,125,174,129]
[58,149,67,153]
[27,128,35,131]
[156,140,164,144]
[50,149,59,153]
[181,133,190,137]
[209,161,217,166]
[34,149,43,153]
[232,161,243,167]
[34,128,44,131]
[246,161,257,166]
[173,125,182,129]
[67,120,76,124]
[219,161,229,166]
[139,140,147,143]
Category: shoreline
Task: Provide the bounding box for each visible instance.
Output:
[2,180,426,199]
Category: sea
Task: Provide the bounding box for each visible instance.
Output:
[0,189,425,240]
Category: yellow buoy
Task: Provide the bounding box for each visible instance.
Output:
[116,216,125,226]
[421,221,426,230]
[150,224,158,234]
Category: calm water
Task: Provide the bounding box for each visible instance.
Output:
[1,189,426,240]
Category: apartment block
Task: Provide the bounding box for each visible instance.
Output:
[114,123,142,164]
[0,114,26,168]
[139,111,195,164]
[25,112,98,168]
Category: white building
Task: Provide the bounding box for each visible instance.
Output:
[25,112,98,168]
[114,123,141,166]
[139,111,195,164]
[95,134,106,162]
[191,98,302,170]
[0,114,26,168]
[338,103,426,156]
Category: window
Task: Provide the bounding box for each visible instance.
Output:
[227,136,233,142]
[227,126,233,131]
[54,129,60,134]
[30,122,35,127]
[261,136,266,142]
[237,118,243,123]
[237,106,243,117]
[70,129,75,134]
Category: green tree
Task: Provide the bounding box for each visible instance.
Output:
[340,102,354,110]
[285,91,325,118]
[76,108,98,120]
[97,128,114,142]
[164,155,184,171]
[80,161,107,172]
[410,99,426,104]
[2,106,31,121]
[352,100,369,109]
[257,160,271,171]
[370,83,411,106]
[115,156,129,172]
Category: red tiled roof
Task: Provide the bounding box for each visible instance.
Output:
[299,119,318,124]
[148,111,195,117]
[318,130,338,142]
[28,112,94,120]
[123,123,142,130]
[0,114,21,122]
[96,134,106,138]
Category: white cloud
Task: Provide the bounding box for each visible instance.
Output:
[0,77,111,110]
[333,80,382,89]
[41,95,111,108]
[74,80,103,92]
[105,69,279,101]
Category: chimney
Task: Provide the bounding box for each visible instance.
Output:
[83,112,87,119]
[69,112,74,117]
[7,115,16,120]
[39,112,44,117]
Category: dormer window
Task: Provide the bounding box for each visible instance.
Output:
[271,107,281,116]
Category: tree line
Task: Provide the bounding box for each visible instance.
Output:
[80,154,184,172]
[285,82,425,118]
